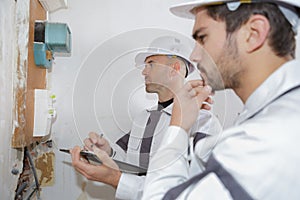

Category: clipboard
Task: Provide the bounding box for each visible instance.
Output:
[60,149,147,175]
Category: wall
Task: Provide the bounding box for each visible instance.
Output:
[43,1,300,200]
[0,0,27,199]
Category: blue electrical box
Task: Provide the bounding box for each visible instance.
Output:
[34,21,71,68]
[45,22,71,53]
[33,42,52,68]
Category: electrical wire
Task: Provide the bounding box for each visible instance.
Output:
[24,147,40,199]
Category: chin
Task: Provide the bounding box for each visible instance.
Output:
[145,88,154,93]
[145,87,156,94]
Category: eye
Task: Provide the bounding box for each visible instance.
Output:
[144,63,153,69]
[147,62,155,68]
[196,34,207,45]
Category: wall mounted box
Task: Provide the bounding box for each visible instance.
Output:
[33,42,52,68]
[34,21,71,68]
[45,22,71,53]
[33,89,52,137]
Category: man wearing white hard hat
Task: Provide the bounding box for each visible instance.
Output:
[71,35,222,200]
[143,1,300,200]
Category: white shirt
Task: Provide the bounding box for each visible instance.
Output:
[114,104,222,200]
[142,60,300,200]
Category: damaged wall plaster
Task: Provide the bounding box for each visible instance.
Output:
[11,0,47,148]
[35,151,55,186]
[11,0,30,146]
[0,0,30,199]
[1,0,51,199]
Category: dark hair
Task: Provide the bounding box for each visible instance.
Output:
[206,3,296,58]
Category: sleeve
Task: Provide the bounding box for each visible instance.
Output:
[181,172,234,200]
[142,126,190,200]
[111,132,131,161]
[115,173,145,200]
[190,109,222,136]
[110,142,127,161]
[191,110,222,163]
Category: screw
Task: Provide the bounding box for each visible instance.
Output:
[46,140,53,148]
[11,168,19,175]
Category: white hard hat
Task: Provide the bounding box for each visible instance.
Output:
[170,0,300,33]
[135,35,195,76]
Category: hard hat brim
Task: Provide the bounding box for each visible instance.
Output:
[135,50,195,75]
[170,0,225,19]
[170,0,300,19]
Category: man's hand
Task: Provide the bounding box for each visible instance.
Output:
[70,146,121,188]
[84,132,112,155]
[171,80,212,132]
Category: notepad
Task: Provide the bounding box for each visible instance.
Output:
[60,149,147,175]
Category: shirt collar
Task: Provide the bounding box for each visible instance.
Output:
[146,103,173,115]
[236,60,300,124]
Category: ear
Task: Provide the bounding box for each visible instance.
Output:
[170,61,181,77]
[244,14,270,53]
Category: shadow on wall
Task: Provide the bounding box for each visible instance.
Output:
[75,171,116,200]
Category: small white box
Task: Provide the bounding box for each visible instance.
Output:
[33,89,52,137]
[39,0,67,13]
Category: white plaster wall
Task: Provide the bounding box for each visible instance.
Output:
[44,1,300,199]
[0,0,26,199]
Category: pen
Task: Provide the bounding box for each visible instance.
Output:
[59,149,71,154]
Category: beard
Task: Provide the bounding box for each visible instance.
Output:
[216,34,243,90]
[198,34,243,92]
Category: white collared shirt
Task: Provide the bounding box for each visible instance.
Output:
[142,60,300,200]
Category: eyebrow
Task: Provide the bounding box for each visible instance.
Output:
[145,60,155,64]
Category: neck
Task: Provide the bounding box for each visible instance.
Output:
[158,98,173,109]
[157,78,183,102]
[157,89,174,102]
[236,54,292,103]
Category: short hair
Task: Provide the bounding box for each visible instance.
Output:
[206,3,297,58]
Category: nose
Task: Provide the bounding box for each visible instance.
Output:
[142,65,148,76]
[190,42,202,63]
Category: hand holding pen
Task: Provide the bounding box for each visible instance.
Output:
[84,132,114,156]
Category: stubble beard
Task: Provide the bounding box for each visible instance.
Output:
[216,34,243,91]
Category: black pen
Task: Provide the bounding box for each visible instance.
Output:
[59,148,71,154]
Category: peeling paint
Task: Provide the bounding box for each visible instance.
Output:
[13,120,19,128]
[12,0,29,145]
[0,0,26,199]
[12,0,47,148]
[34,151,55,187]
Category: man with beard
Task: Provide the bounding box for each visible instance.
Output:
[142,1,300,200]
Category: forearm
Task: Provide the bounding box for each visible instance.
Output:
[104,168,122,188]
